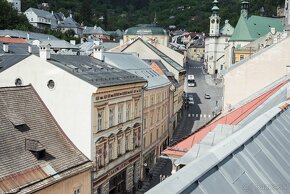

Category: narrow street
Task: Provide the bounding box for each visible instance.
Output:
[136,60,223,193]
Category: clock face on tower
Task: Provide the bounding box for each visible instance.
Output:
[211,19,215,24]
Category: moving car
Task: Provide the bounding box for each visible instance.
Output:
[204,93,211,99]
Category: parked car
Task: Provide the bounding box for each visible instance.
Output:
[204,93,211,99]
[188,95,194,104]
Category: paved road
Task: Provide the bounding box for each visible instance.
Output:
[135,60,223,193]
[184,59,223,131]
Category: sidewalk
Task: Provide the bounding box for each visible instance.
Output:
[135,111,191,193]
[201,65,223,88]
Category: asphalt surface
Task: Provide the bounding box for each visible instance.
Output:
[135,60,223,193]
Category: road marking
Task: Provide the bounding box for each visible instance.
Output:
[188,113,191,117]
[208,115,211,118]
[200,114,202,118]
[196,114,199,117]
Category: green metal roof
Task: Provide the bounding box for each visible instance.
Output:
[124,24,167,35]
[230,15,283,42]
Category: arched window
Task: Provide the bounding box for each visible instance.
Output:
[231,46,236,64]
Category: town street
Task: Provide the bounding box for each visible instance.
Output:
[136,60,223,193]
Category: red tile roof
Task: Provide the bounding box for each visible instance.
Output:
[162,79,289,157]
[0,37,27,44]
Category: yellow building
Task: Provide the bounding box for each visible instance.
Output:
[93,82,147,193]
[123,24,169,46]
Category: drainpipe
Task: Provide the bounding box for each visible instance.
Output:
[140,82,148,182]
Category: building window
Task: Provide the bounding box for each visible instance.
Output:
[156,128,159,139]
[125,135,129,151]
[117,138,121,156]
[74,188,80,194]
[96,146,103,168]
[150,131,153,143]
[150,111,154,126]
[47,80,55,89]
[126,102,131,121]
[144,117,147,129]
[143,136,146,149]
[134,101,138,117]
[15,78,22,86]
[97,111,103,131]
[144,97,148,108]
[157,108,161,122]
[133,130,138,148]
[109,143,113,161]
[240,55,244,60]
[109,107,114,127]
[118,104,123,124]
[150,95,154,105]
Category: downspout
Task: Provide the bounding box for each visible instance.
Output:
[140,82,148,181]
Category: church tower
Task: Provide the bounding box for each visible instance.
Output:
[209,0,220,37]
[241,1,250,19]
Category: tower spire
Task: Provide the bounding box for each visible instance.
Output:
[209,0,220,37]
[241,1,250,19]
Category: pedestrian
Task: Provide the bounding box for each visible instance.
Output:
[162,175,166,181]
[149,172,153,181]
[160,174,162,182]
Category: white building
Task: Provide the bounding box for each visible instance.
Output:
[7,0,21,12]
[204,0,234,75]
[24,8,54,29]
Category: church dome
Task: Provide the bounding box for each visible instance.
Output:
[124,24,167,36]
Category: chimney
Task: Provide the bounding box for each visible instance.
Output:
[119,39,124,45]
[94,25,97,29]
[270,27,276,34]
[28,45,32,54]
[27,33,30,40]
[39,43,51,60]
[70,40,76,45]
[93,46,104,61]
[69,13,72,18]
[3,43,9,53]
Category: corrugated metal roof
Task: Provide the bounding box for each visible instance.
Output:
[162,79,289,157]
[0,86,91,193]
[103,52,170,89]
[147,100,290,194]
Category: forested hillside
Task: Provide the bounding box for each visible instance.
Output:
[3,0,287,33]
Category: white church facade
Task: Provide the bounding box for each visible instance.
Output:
[204,0,234,75]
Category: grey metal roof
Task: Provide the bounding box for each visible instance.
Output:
[147,99,290,194]
[83,26,109,35]
[103,52,170,89]
[0,85,91,193]
[25,8,53,19]
[41,40,79,49]
[0,42,39,55]
[0,30,58,40]
[49,54,146,88]
[176,78,289,166]
[0,55,29,72]
[58,17,81,28]
[143,59,178,85]
[141,39,185,72]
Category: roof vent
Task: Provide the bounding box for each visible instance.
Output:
[25,139,46,160]
[3,43,9,53]
[8,112,30,132]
